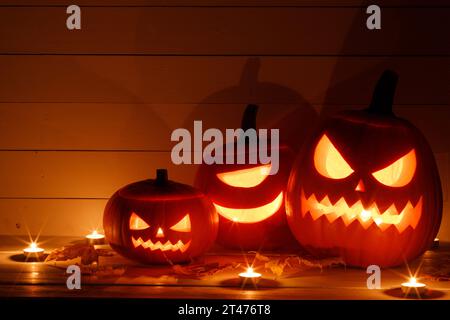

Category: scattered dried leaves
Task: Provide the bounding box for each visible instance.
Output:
[45,243,104,264]
[253,252,345,278]
[43,242,347,280]
[171,262,239,279]
[45,242,123,276]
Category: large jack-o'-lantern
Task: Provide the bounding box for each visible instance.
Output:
[195,104,297,250]
[286,70,442,267]
[104,169,218,264]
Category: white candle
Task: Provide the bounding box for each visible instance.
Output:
[433,237,439,248]
[401,277,427,296]
[239,267,262,286]
[86,230,105,244]
[23,242,45,259]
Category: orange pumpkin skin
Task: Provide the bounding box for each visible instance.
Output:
[286,71,442,267]
[104,169,218,265]
[195,105,297,250]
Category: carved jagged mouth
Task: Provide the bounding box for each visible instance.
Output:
[301,190,423,233]
[132,237,191,253]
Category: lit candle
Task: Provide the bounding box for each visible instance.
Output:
[23,242,45,260]
[239,267,262,286]
[401,277,427,296]
[433,237,439,248]
[86,230,105,245]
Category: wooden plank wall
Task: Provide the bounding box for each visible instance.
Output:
[0,1,449,239]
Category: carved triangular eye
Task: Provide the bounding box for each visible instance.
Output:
[217,164,271,188]
[372,149,416,187]
[170,214,191,232]
[314,134,354,179]
[129,212,150,230]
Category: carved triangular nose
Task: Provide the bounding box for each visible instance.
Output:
[156,227,164,238]
[355,180,365,192]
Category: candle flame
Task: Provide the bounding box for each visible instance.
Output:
[238,266,261,280]
[23,241,44,254]
[86,230,105,240]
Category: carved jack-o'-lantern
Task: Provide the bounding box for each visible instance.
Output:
[104,169,218,264]
[195,104,297,250]
[286,70,442,267]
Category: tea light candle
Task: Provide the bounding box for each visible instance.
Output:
[23,242,45,259]
[401,277,427,296]
[433,237,439,248]
[239,267,262,286]
[86,230,105,244]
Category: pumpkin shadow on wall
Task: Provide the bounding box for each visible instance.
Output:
[321,0,450,116]
[69,56,171,191]
[184,57,318,154]
[187,58,317,252]
[73,58,171,146]
[319,0,449,244]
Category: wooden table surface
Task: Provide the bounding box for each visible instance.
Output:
[0,236,449,300]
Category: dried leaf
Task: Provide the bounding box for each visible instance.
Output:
[288,256,345,272]
[45,243,115,266]
[171,262,233,278]
[265,259,288,278]
[252,252,270,262]
[172,265,193,276]
[45,256,82,268]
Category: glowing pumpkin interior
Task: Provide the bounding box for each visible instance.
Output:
[214,191,284,223]
[309,133,419,231]
[216,164,271,188]
[213,164,284,223]
[129,212,192,253]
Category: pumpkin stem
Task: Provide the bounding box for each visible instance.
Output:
[241,104,259,130]
[155,169,168,186]
[367,70,398,115]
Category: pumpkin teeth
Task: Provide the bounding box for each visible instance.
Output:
[131,237,191,252]
[301,190,423,233]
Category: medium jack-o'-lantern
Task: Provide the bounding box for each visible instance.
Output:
[195,104,297,250]
[104,169,218,264]
[286,70,442,267]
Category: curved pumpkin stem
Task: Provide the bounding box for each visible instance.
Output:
[155,168,168,186]
[241,104,259,130]
[367,70,398,115]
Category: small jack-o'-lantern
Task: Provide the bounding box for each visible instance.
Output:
[286,70,442,267]
[104,169,218,264]
[195,104,297,250]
